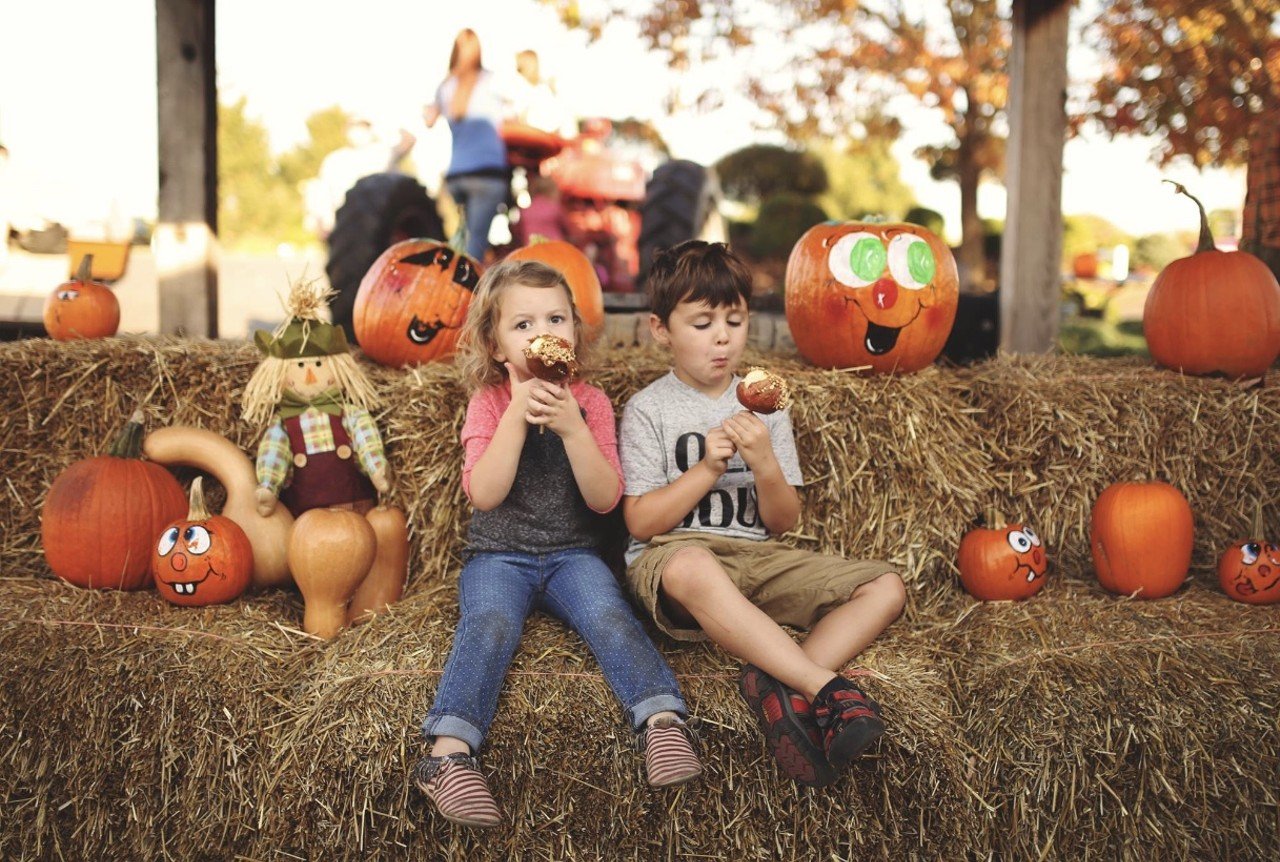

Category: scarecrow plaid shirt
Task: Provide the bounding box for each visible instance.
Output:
[1243,107,1280,250]
[255,405,386,494]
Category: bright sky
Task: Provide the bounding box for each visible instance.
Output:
[0,0,1249,243]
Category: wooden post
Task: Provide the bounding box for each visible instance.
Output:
[155,0,218,337]
[1000,0,1070,353]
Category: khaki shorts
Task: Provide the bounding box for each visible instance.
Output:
[625,532,896,642]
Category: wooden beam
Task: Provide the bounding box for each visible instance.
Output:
[155,0,218,337]
[1000,0,1070,353]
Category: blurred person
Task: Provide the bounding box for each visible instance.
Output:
[305,119,414,240]
[511,173,568,245]
[424,29,514,262]
[513,49,576,139]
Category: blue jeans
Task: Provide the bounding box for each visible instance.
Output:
[446,173,508,261]
[422,549,687,752]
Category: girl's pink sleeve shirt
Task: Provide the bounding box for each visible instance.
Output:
[460,381,624,513]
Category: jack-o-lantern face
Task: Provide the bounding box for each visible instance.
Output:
[1217,540,1280,605]
[151,479,253,607]
[353,239,482,367]
[958,522,1048,601]
[785,222,958,373]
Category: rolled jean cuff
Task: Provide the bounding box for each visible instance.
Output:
[421,714,485,754]
[627,694,687,731]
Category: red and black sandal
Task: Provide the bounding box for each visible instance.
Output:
[739,664,838,787]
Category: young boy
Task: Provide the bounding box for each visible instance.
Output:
[620,241,906,787]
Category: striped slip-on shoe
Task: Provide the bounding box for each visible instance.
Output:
[639,716,704,788]
[412,752,502,828]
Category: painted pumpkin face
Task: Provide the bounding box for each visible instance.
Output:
[43,275,121,341]
[353,239,482,367]
[958,523,1048,601]
[785,222,958,373]
[1217,540,1280,605]
[152,481,254,607]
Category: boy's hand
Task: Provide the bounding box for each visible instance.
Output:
[526,380,584,437]
[722,410,776,471]
[702,427,737,476]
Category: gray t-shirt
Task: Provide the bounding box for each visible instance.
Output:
[620,371,804,564]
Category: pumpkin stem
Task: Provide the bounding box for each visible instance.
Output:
[1252,497,1264,540]
[187,476,211,520]
[107,410,147,459]
[1162,179,1216,253]
[75,254,93,282]
[450,205,470,256]
[528,233,550,245]
[983,506,1006,529]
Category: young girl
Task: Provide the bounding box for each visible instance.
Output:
[414,259,701,828]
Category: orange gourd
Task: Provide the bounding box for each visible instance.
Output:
[143,426,295,590]
[1216,501,1280,604]
[1090,481,1194,599]
[353,238,482,367]
[152,477,253,606]
[289,508,376,638]
[42,411,187,590]
[508,238,605,335]
[957,513,1048,601]
[347,504,409,624]
[1143,182,1280,378]
[43,255,121,341]
[784,221,958,373]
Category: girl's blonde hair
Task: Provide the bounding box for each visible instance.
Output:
[241,352,381,427]
[456,258,594,392]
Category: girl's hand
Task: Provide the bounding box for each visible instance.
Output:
[722,410,775,471]
[701,427,737,476]
[527,381,584,436]
[504,363,540,417]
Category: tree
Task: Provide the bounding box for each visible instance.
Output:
[1081,1,1279,168]
[714,145,827,206]
[546,0,1010,290]
[218,97,306,249]
[278,106,357,188]
[813,139,915,222]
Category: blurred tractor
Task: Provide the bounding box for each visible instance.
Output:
[324,118,725,339]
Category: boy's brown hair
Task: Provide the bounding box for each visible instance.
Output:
[644,240,753,323]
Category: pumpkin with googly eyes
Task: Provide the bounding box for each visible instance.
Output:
[151,477,254,607]
[784,222,958,373]
[1217,539,1280,605]
[957,517,1049,601]
[352,239,483,367]
[43,254,121,341]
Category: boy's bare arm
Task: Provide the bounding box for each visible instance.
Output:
[624,428,735,541]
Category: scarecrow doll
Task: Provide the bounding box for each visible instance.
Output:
[241,281,408,636]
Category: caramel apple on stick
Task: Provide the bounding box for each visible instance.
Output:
[736,367,792,414]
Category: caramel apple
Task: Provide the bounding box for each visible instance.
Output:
[523,333,580,382]
[736,367,791,414]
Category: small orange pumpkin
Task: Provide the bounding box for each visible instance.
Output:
[42,411,187,590]
[152,477,254,606]
[1090,481,1194,599]
[1143,182,1280,378]
[43,254,121,341]
[508,238,605,335]
[957,513,1048,601]
[1217,540,1280,605]
[784,221,958,373]
[353,238,482,367]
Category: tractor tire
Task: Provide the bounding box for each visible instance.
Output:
[326,173,444,340]
[637,160,726,288]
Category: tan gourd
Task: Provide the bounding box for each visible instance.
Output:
[143,426,294,589]
[347,505,409,624]
[289,508,376,638]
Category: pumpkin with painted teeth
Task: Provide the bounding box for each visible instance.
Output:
[152,477,254,607]
[785,221,958,373]
[957,517,1049,601]
[1218,539,1280,605]
[353,238,483,367]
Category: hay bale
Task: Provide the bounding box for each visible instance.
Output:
[958,353,1280,584]
[946,578,1279,859]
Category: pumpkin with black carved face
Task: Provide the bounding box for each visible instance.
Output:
[353,239,482,367]
[785,222,958,373]
[1218,539,1280,605]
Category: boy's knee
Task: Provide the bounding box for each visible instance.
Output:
[856,571,906,617]
[659,547,721,604]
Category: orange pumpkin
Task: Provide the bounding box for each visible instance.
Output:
[1143,182,1280,378]
[1090,481,1194,599]
[152,477,254,606]
[43,254,121,341]
[1217,539,1280,605]
[784,221,958,373]
[958,517,1048,601]
[352,239,482,367]
[508,238,605,335]
[42,411,187,590]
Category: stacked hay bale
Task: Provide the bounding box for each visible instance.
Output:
[0,337,1276,860]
